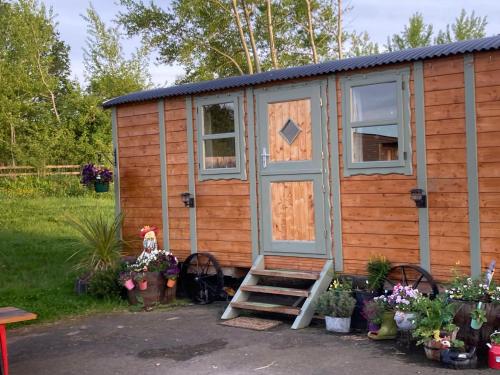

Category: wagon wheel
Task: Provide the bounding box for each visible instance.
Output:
[383,264,439,298]
[181,252,224,304]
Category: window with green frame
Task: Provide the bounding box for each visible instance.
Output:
[341,68,412,176]
[195,92,246,180]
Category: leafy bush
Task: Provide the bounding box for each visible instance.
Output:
[0,175,112,198]
[412,296,457,345]
[316,290,356,318]
[88,268,122,299]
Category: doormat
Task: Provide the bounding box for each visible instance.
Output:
[221,317,282,331]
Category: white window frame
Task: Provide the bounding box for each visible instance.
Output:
[340,68,412,176]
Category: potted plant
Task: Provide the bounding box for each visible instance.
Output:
[388,283,421,330]
[316,290,356,333]
[81,163,113,193]
[367,255,391,294]
[134,272,148,290]
[119,271,135,290]
[367,295,398,340]
[163,253,180,288]
[67,213,124,295]
[362,299,384,332]
[412,296,458,361]
[441,339,478,369]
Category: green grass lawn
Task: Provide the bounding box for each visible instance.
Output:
[0,195,126,324]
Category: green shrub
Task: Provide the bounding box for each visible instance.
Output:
[316,290,356,317]
[367,255,391,292]
[88,268,122,299]
[0,175,113,198]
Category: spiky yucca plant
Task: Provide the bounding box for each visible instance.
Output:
[67,212,124,274]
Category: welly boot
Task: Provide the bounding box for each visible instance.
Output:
[368,311,397,340]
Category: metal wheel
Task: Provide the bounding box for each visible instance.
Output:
[383,264,439,298]
[180,252,224,304]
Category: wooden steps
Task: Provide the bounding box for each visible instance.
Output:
[240,285,310,297]
[221,256,334,329]
[231,301,301,316]
[251,269,320,280]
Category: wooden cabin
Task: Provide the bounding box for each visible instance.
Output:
[104,36,500,328]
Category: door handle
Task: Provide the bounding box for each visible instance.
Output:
[261,147,270,168]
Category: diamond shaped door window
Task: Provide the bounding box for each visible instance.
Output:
[279,118,302,145]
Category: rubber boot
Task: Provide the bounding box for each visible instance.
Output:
[368,311,397,340]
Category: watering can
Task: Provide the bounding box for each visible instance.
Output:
[486,331,500,370]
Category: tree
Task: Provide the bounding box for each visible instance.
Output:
[83,4,151,100]
[117,0,378,82]
[386,12,433,51]
[436,9,487,44]
[0,0,71,166]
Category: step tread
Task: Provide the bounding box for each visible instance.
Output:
[240,285,310,297]
[251,269,320,280]
[231,301,301,316]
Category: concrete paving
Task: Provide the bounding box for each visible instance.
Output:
[7,303,493,374]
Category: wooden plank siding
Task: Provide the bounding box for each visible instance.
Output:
[335,65,420,276]
[190,92,253,268]
[423,56,470,279]
[116,101,163,252]
[475,50,500,276]
[164,97,191,262]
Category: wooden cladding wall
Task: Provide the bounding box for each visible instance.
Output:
[116,101,163,251]
[423,56,470,279]
[335,66,420,276]
[475,50,500,274]
[164,97,191,262]
[191,93,253,268]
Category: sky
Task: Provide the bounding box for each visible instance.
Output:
[43,0,500,87]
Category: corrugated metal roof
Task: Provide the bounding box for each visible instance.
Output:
[102,35,500,108]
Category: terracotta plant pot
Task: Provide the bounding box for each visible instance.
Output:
[424,340,443,361]
[138,280,148,290]
[124,279,135,291]
[167,278,177,288]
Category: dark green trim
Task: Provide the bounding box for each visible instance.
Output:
[158,100,170,249]
[464,54,481,277]
[194,92,246,181]
[413,62,430,271]
[246,88,260,261]
[340,68,412,176]
[111,107,122,239]
[327,76,343,271]
[186,96,198,254]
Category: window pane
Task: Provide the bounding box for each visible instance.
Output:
[351,82,398,122]
[204,138,236,169]
[203,102,235,134]
[351,125,399,162]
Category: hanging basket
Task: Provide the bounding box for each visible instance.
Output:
[94,181,110,193]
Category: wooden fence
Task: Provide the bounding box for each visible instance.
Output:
[0,165,81,177]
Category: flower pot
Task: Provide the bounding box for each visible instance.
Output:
[424,340,443,361]
[138,280,148,290]
[325,316,351,333]
[167,278,177,288]
[124,279,135,290]
[94,181,109,193]
[394,311,416,331]
[368,311,397,340]
[351,290,378,331]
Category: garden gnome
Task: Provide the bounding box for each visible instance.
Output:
[140,225,158,253]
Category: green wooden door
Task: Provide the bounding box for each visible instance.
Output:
[256,83,328,256]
